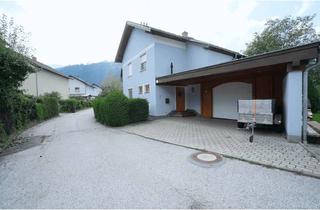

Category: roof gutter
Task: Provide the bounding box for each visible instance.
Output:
[302,53,320,143]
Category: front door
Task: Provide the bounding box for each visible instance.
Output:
[176,87,185,112]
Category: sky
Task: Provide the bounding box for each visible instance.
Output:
[0,0,319,67]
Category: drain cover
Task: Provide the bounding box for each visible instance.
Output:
[191,151,222,167]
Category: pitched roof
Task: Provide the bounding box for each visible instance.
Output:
[115,21,242,62]
[28,58,69,79]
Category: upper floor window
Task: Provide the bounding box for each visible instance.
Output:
[144,84,150,93]
[138,86,143,94]
[75,87,80,92]
[140,53,147,71]
[128,88,133,98]
[128,63,132,77]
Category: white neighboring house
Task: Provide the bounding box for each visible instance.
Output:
[21,58,70,99]
[68,76,102,98]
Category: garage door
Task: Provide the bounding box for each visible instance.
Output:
[213,82,252,120]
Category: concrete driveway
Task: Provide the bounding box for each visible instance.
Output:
[1,109,320,208]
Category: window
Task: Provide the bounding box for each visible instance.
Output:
[128,63,132,77]
[128,88,133,98]
[140,53,147,71]
[75,87,80,92]
[144,84,150,93]
[138,86,143,94]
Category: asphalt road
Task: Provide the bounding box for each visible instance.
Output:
[0,109,320,208]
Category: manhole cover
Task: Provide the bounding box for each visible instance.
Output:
[190,151,222,167]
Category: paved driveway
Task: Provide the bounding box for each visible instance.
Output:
[121,117,320,178]
[1,109,320,208]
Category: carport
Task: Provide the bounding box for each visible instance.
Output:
[156,42,320,142]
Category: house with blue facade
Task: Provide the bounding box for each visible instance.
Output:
[115,21,320,143]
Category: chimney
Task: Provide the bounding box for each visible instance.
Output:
[182,31,188,37]
[32,56,37,61]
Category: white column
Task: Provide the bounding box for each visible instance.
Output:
[283,67,303,142]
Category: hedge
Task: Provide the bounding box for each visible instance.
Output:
[60,98,92,113]
[42,96,59,119]
[93,90,149,127]
[35,103,45,121]
[0,121,8,146]
[128,98,149,123]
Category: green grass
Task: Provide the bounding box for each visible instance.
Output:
[313,113,320,123]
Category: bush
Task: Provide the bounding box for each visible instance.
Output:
[42,96,59,119]
[60,99,77,113]
[0,91,37,134]
[93,90,129,127]
[60,98,92,113]
[128,98,149,123]
[35,103,45,121]
[0,121,8,146]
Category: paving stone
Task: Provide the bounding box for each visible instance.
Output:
[121,117,320,178]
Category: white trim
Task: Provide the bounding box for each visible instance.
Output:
[123,43,154,66]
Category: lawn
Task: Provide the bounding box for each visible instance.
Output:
[314,113,320,123]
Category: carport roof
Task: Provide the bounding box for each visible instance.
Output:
[156,42,320,85]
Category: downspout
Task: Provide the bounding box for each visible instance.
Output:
[302,54,320,143]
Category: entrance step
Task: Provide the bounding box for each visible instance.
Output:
[169,109,197,117]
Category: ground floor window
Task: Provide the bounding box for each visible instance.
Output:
[145,84,150,93]
[128,88,133,98]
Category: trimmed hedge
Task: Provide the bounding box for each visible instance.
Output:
[42,96,59,119]
[35,103,45,121]
[0,121,8,146]
[129,98,149,123]
[93,90,149,127]
[60,98,92,113]
[60,99,77,113]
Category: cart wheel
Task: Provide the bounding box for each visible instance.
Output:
[237,122,245,128]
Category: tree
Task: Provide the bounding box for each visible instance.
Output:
[0,13,34,56]
[245,15,320,56]
[244,15,320,112]
[100,73,122,96]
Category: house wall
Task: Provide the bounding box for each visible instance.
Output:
[21,69,69,99]
[121,27,237,116]
[92,86,102,96]
[69,78,87,96]
[283,70,303,142]
[186,43,234,70]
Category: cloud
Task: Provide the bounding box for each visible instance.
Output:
[297,0,312,15]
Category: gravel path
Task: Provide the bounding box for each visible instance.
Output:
[0,109,320,208]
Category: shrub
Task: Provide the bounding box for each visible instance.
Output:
[42,96,59,119]
[128,98,149,123]
[35,103,45,121]
[60,99,77,113]
[93,97,104,122]
[0,121,8,146]
[93,90,129,127]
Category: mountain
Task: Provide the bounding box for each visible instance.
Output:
[57,61,121,86]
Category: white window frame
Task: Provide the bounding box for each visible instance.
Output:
[128,88,133,98]
[140,53,147,72]
[75,87,80,92]
[128,63,132,77]
[144,84,150,94]
[138,85,143,94]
